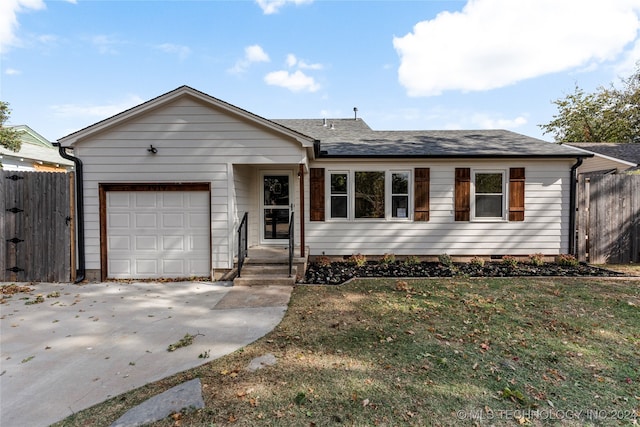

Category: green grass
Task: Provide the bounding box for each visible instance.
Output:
[56,278,640,426]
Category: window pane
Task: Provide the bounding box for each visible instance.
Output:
[392,195,408,218]
[476,173,502,193]
[476,195,503,217]
[392,172,408,194]
[355,171,385,218]
[331,173,347,194]
[331,196,347,218]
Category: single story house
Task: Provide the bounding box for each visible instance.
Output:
[57,86,591,281]
[1,125,74,172]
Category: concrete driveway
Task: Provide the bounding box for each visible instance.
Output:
[0,281,292,427]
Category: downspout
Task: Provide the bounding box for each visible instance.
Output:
[568,157,583,256]
[54,143,85,283]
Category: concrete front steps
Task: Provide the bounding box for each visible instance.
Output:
[232,246,308,286]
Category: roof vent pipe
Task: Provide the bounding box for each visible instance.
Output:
[330,123,335,130]
[323,118,327,127]
[353,107,358,120]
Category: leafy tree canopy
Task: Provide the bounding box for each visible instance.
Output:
[540,64,640,143]
[0,101,21,152]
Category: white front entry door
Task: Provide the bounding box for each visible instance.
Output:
[106,191,210,279]
[261,172,292,244]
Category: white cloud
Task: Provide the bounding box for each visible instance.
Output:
[264,70,320,92]
[470,113,527,129]
[286,53,323,70]
[393,0,640,96]
[0,0,46,53]
[50,94,145,119]
[229,44,270,74]
[156,43,191,60]
[5,68,21,75]
[256,0,313,15]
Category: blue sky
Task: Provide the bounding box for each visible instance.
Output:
[1,0,640,142]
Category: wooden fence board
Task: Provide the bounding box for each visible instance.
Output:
[577,174,640,264]
[1,171,72,282]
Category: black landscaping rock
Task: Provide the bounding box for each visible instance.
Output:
[303,261,625,285]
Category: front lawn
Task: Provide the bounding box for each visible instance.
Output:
[58,278,639,426]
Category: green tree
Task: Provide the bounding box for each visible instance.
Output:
[540,65,640,143]
[0,101,21,152]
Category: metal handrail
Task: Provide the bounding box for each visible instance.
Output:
[288,212,294,278]
[237,212,248,278]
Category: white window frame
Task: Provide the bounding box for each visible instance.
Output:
[328,171,349,220]
[471,169,507,222]
[325,169,412,221]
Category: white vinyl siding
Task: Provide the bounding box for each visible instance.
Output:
[306,159,573,256]
[76,96,307,273]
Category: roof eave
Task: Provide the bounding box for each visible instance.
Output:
[317,153,594,160]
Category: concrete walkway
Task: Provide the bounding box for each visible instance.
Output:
[0,281,292,427]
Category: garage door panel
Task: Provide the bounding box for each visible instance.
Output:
[162,235,184,251]
[135,235,158,251]
[108,235,131,251]
[162,213,185,228]
[136,259,158,275]
[135,193,157,208]
[162,192,185,207]
[108,213,130,228]
[109,259,131,275]
[135,213,157,228]
[106,190,210,279]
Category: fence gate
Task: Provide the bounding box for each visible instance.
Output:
[576,174,640,264]
[1,171,73,282]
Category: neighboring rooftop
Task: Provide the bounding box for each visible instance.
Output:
[274,118,590,159]
[1,125,74,169]
[565,143,640,169]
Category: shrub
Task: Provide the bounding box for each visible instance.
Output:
[438,253,454,267]
[501,255,518,268]
[469,256,485,267]
[380,253,396,265]
[316,255,331,267]
[403,255,420,266]
[528,253,545,266]
[556,254,578,266]
[347,253,367,267]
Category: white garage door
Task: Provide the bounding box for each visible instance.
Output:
[106,191,210,279]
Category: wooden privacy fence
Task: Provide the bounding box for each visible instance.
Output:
[0,171,74,282]
[576,174,640,264]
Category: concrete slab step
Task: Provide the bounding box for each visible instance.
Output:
[233,275,296,286]
[240,265,296,276]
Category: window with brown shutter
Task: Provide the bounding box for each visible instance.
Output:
[509,167,525,221]
[310,168,325,221]
[455,168,471,221]
[414,168,430,221]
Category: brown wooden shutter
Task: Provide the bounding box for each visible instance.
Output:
[509,167,525,221]
[310,168,325,221]
[414,168,430,221]
[455,168,471,221]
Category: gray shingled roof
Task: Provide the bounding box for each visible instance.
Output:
[565,143,640,167]
[273,118,589,158]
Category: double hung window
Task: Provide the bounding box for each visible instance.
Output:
[473,171,505,219]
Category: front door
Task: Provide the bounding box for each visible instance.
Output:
[261,172,292,243]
